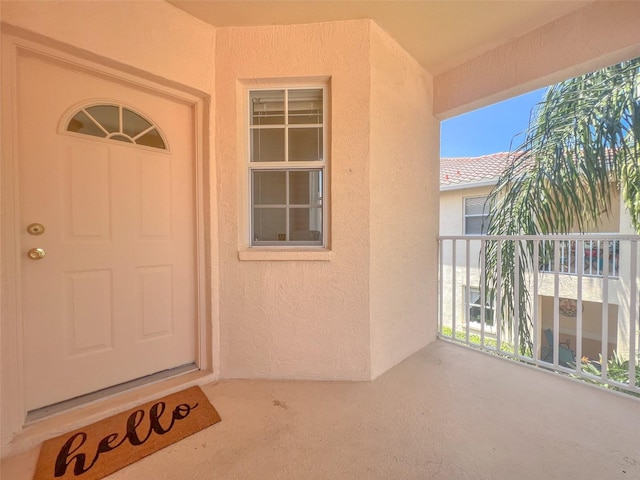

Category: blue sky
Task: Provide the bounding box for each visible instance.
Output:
[440,88,547,158]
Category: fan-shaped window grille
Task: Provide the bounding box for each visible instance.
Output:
[66,104,167,149]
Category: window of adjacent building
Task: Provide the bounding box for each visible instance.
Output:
[468,286,495,331]
[464,196,489,235]
[249,87,326,246]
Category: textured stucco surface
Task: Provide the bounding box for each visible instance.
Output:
[434,1,640,118]
[169,0,590,76]
[0,0,216,92]
[368,23,437,378]
[215,21,374,380]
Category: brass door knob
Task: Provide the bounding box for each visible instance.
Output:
[27,248,46,260]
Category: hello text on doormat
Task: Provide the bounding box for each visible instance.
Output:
[33,386,221,480]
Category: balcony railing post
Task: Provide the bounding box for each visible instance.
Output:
[496,239,502,352]
[451,239,457,340]
[532,239,539,362]
[601,240,610,381]
[575,239,584,373]
[629,240,638,391]
[480,239,486,347]
[439,237,444,337]
[514,240,521,356]
[465,239,471,344]
[553,239,560,366]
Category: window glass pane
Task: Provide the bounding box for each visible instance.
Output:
[465,196,488,215]
[469,306,495,326]
[85,105,119,133]
[253,171,286,205]
[122,108,152,137]
[289,170,322,205]
[288,89,323,125]
[68,105,166,150]
[249,87,327,247]
[251,129,285,162]
[253,208,286,241]
[251,90,285,126]
[290,207,322,241]
[485,311,495,326]
[67,111,105,138]
[136,128,166,149]
[468,288,494,326]
[469,289,481,305]
[288,127,323,162]
[465,217,487,235]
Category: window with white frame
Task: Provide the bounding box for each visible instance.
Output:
[248,87,326,246]
[467,286,495,332]
[464,196,489,235]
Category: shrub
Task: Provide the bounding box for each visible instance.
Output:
[441,326,514,354]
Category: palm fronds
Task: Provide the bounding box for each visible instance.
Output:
[483,58,640,353]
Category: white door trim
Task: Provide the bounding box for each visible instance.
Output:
[1,32,216,454]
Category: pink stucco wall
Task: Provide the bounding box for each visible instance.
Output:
[0,0,216,92]
[215,20,441,381]
[215,21,374,380]
[434,1,640,118]
[368,24,438,378]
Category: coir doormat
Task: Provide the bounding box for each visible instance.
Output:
[33,386,221,480]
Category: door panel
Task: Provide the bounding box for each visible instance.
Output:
[18,55,197,410]
[68,142,111,238]
[65,270,114,355]
[138,265,174,339]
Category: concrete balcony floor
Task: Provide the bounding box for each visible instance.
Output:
[3,340,640,479]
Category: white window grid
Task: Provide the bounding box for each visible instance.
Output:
[247,86,328,247]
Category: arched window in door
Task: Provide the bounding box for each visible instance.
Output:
[66,103,167,149]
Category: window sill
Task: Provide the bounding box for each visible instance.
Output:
[238,248,332,261]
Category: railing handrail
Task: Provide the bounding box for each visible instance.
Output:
[439,233,640,241]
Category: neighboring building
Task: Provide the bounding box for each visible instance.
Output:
[439,153,511,338]
[440,152,511,234]
[440,152,636,362]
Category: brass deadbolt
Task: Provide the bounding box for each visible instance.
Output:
[27,223,45,235]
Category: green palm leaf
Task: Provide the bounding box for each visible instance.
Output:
[483,58,640,353]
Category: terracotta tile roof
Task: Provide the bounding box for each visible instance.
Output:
[440,152,514,189]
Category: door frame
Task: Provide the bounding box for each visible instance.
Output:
[1,32,216,453]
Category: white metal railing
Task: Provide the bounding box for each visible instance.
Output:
[438,234,640,396]
[539,238,620,277]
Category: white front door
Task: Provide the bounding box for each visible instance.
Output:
[18,55,197,411]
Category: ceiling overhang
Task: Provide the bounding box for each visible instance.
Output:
[168,0,592,75]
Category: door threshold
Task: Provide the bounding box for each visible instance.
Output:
[26,363,198,424]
